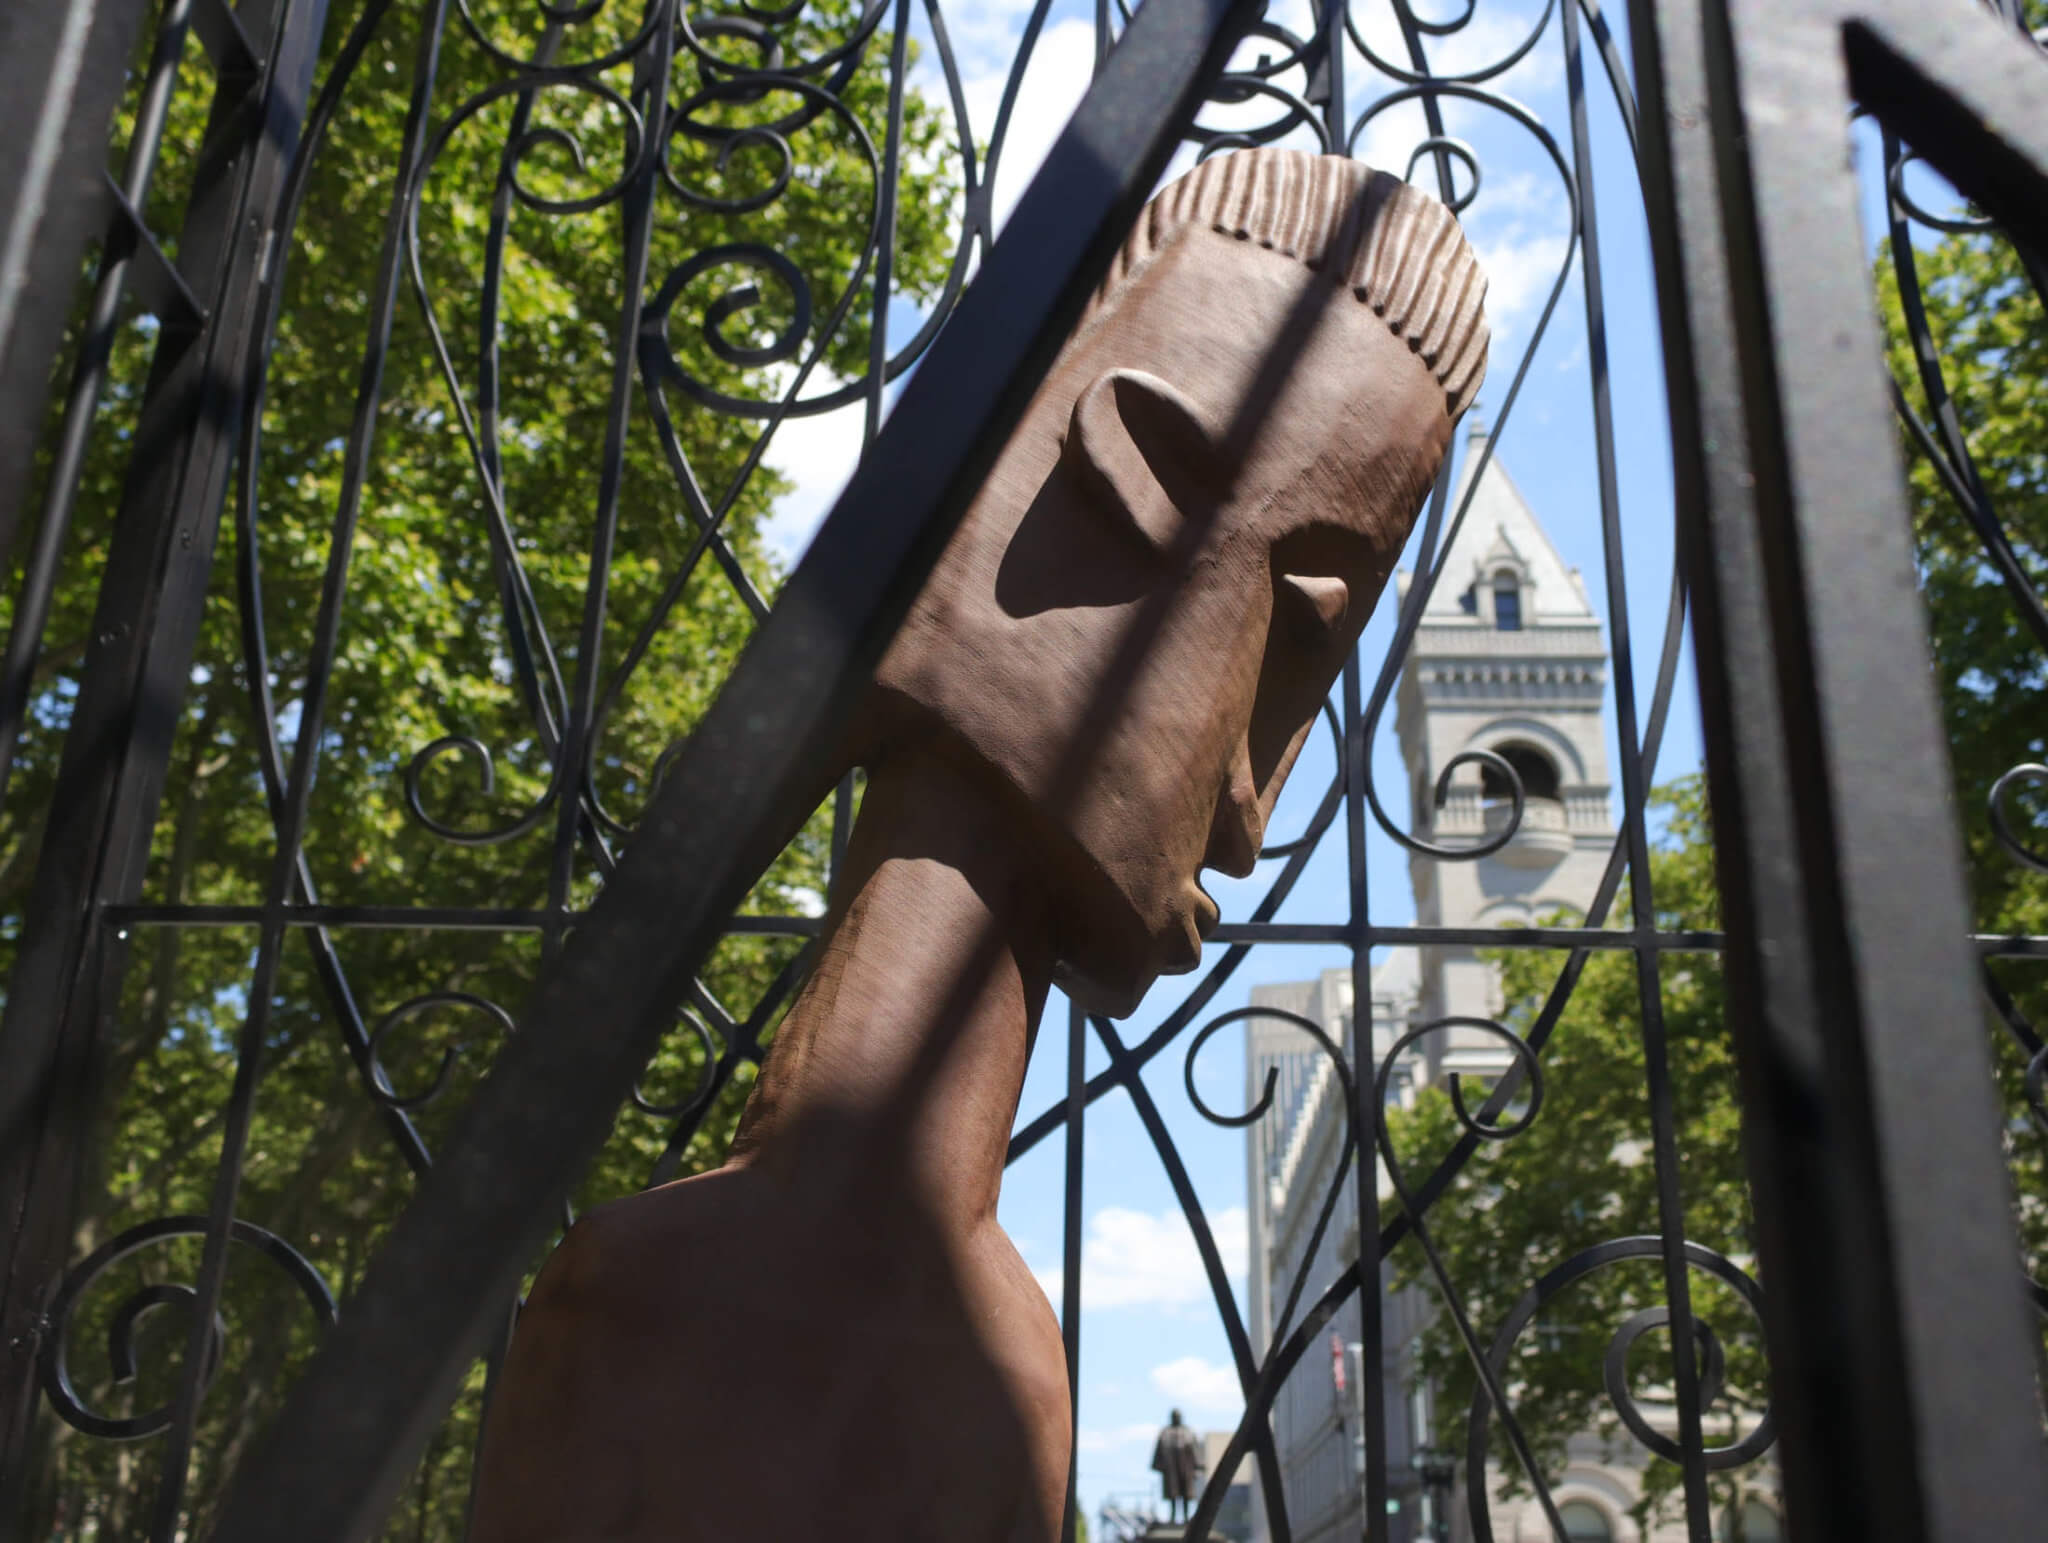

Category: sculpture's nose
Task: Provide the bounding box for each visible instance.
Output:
[1204,740,1264,878]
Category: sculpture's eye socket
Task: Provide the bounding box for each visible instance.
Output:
[1063,368,1227,555]
[1278,572,1350,649]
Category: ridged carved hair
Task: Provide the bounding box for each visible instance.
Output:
[1092,148,1490,414]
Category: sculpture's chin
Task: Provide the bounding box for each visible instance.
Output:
[1051,959,1153,1021]
[1051,885,1214,1019]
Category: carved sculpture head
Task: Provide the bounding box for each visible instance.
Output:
[868,149,1488,1014]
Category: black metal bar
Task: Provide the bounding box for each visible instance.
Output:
[205,2,1265,1534]
[0,0,330,1507]
[1342,651,1388,1543]
[97,174,206,332]
[1060,999,1085,1543]
[89,903,1746,949]
[0,0,159,567]
[1560,0,1713,1530]
[1631,2,2048,1541]
[190,0,261,86]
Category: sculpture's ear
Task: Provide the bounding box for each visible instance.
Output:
[1062,368,1228,554]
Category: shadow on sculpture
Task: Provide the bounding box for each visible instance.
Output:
[467,148,1486,1543]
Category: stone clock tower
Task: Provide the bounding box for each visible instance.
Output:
[1393,420,1615,1080]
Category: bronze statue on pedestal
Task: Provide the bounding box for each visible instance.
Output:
[1153,1410,1204,1524]
[468,147,1486,1543]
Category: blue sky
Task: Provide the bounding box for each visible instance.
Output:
[750,0,1956,1519]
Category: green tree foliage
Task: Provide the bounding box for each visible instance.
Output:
[1387,220,2048,1537]
[8,0,958,1535]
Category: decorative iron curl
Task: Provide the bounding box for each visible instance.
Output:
[1462,1238,1777,1543]
[632,1008,723,1118]
[1347,0,1559,87]
[639,73,880,418]
[2025,1045,2048,1135]
[1186,1005,1353,1131]
[1375,1014,1544,1142]
[452,0,665,75]
[366,991,518,1110]
[1399,745,1530,861]
[1186,1006,1359,1362]
[40,1218,336,1441]
[1404,136,1481,213]
[674,0,885,91]
[1188,74,1331,153]
[662,119,793,213]
[647,243,815,371]
[1990,764,2048,873]
[587,734,690,839]
[1401,0,1481,35]
[417,70,652,217]
[403,733,563,847]
[1182,19,1327,151]
[1887,148,1997,235]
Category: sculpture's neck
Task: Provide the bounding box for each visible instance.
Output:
[726,748,1054,1233]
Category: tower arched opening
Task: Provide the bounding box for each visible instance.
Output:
[1480,742,1561,805]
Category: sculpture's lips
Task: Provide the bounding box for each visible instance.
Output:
[1164,886,1221,976]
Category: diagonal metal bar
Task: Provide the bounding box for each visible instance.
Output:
[206,0,1265,1535]
[97,172,206,333]
[1631,0,2048,1539]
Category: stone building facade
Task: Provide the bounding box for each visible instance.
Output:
[1240,429,1780,1543]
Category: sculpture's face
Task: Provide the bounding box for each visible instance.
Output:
[874,225,1455,1014]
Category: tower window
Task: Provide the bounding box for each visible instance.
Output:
[1559,1501,1614,1542]
[1493,574,1522,630]
[1480,744,1561,803]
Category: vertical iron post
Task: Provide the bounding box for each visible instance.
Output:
[1629,0,2048,1538]
[1062,999,1086,1543]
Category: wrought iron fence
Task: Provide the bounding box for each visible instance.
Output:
[0,0,2042,1541]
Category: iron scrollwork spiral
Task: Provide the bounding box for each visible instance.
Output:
[1989,763,2048,875]
[39,1218,338,1442]
[366,990,520,1109]
[1464,1239,1776,1543]
[1188,1007,1358,1362]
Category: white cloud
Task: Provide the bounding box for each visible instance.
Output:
[930,0,1048,79]
[1032,1204,1248,1314]
[758,390,868,565]
[1151,1354,1244,1416]
[959,18,1098,236]
[1078,1421,1162,1455]
[1431,7,1563,93]
[1472,228,1572,346]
